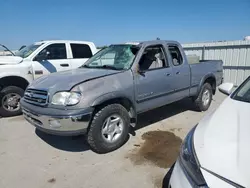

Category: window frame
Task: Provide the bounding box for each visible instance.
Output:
[34,43,67,61]
[231,76,250,103]
[138,44,169,72]
[167,44,183,66]
[70,43,93,59]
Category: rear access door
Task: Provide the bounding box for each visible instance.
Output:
[166,44,191,99]
[69,43,93,69]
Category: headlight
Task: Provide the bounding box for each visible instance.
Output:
[51,91,81,106]
[179,126,208,187]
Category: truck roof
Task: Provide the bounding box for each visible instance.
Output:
[34,40,96,46]
[125,40,180,46]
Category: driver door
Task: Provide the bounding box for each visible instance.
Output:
[135,45,175,113]
[32,43,71,79]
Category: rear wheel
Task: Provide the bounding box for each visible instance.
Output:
[0,86,24,117]
[193,83,213,111]
[87,104,130,153]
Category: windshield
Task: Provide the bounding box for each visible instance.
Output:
[15,43,42,58]
[82,44,139,70]
[232,77,250,103]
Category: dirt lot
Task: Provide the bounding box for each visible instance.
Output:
[0,92,226,188]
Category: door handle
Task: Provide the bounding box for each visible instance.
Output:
[166,73,171,76]
[176,71,180,75]
[60,63,69,67]
[35,70,43,75]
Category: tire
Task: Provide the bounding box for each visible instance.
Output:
[193,83,213,111]
[0,86,24,117]
[87,104,130,154]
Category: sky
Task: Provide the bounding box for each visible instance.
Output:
[1,0,250,49]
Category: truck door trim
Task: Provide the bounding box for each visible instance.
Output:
[136,84,199,103]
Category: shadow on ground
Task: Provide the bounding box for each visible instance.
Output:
[35,129,90,152]
[135,98,197,131]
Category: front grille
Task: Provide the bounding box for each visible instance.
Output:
[24,89,48,106]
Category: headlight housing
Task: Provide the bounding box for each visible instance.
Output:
[179,126,208,187]
[51,91,81,106]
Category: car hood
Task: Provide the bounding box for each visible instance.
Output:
[0,56,23,65]
[29,68,121,93]
[194,97,250,187]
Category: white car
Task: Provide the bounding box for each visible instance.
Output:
[164,77,250,187]
[0,40,97,117]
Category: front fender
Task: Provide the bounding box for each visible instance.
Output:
[0,64,33,83]
[91,92,135,108]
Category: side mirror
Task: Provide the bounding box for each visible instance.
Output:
[136,64,145,75]
[219,83,234,95]
[35,50,50,61]
[138,68,145,74]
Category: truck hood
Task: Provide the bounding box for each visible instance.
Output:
[0,56,23,65]
[29,68,122,92]
[194,97,250,187]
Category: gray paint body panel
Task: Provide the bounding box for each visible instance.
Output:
[22,40,223,127]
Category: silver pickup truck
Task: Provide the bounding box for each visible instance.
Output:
[20,40,223,153]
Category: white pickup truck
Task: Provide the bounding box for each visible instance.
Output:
[0,40,98,117]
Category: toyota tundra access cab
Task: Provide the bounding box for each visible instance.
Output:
[0,40,97,117]
[20,40,223,153]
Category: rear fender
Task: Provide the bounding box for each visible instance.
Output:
[197,73,216,96]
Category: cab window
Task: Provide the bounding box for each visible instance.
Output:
[70,44,92,58]
[138,45,167,71]
[168,46,183,66]
[38,43,67,60]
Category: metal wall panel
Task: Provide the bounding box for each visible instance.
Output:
[182,40,250,86]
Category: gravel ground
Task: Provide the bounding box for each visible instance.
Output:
[0,92,226,188]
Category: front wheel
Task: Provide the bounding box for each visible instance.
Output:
[193,83,213,111]
[0,86,24,117]
[87,104,130,153]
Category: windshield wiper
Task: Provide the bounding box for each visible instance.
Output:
[81,64,90,68]
[99,65,122,70]
[0,44,15,56]
[81,64,122,70]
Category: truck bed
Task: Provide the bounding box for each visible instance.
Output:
[190,60,223,91]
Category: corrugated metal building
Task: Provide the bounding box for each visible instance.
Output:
[183,40,250,86]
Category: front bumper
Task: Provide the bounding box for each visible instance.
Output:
[21,99,94,136]
[168,159,193,188]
